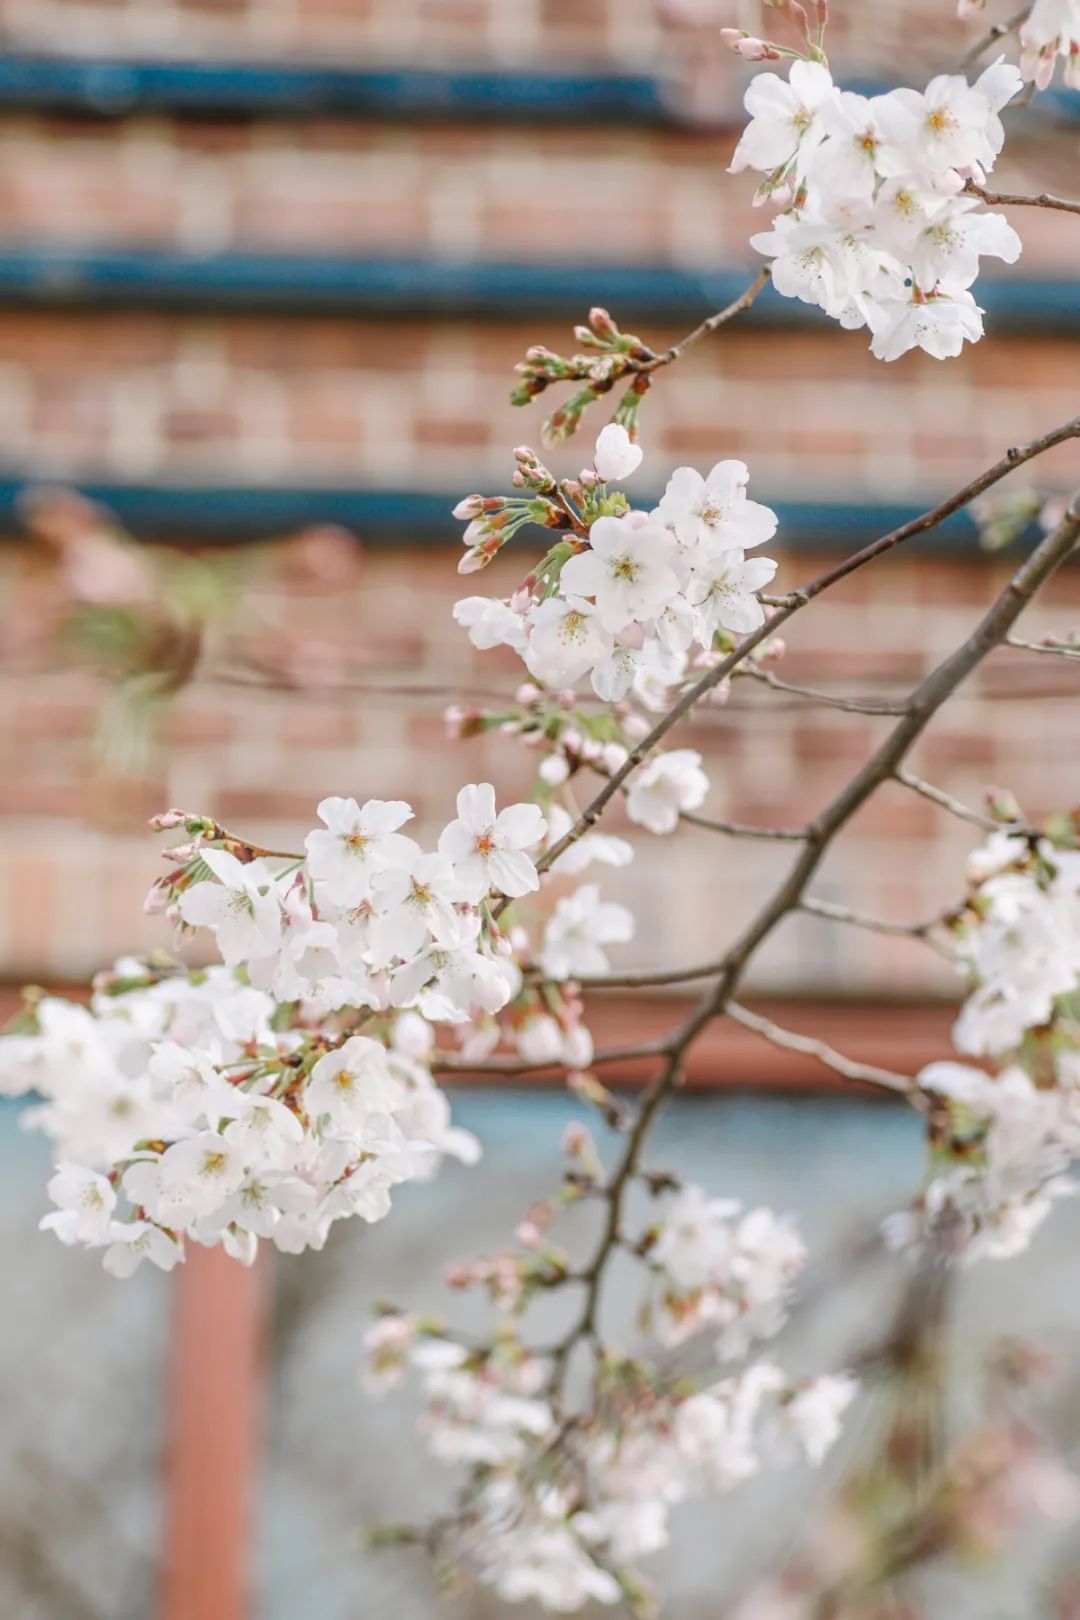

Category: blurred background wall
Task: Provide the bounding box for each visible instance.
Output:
[0,6,1079,1619]
[0,0,1077,998]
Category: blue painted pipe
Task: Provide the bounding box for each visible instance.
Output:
[0,476,994,553]
[0,245,1073,331]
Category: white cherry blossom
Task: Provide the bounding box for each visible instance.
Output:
[559,514,680,632]
[438,783,546,902]
[540,884,634,980]
[653,462,779,558]
[729,59,836,180]
[626,749,709,835]
[592,422,643,484]
[524,595,613,688]
[177,850,283,965]
[305,796,417,905]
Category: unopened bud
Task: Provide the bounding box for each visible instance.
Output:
[719,27,781,58]
[588,307,618,342]
[539,754,570,787]
[985,785,1023,824]
[148,808,190,831]
[451,494,484,520]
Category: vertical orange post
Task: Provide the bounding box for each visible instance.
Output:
[159,1246,267,1620]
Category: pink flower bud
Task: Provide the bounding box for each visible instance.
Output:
[452,494,484,520]
[539,754,570,787]
[148,808,190,831]
[719,27,779,58]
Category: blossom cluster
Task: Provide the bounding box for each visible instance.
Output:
[0,785,594,1272]
[887,829,1080,1264]
[963,0,1080,88]
[454,429,777,834]
[365,1178,855,1611]
[0,970,485,1274]
[891,1057,1079,1263]
[733,57,1023,358]
[952,831,1080,1058]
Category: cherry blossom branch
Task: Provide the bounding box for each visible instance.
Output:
[798,896,959,959]
[893,767,1003,831]
[724,1002,920,1098]
[965,181,1080,217]
[741,666,909,715]
[960,3,1032,67]
[540,499,1080,1395]
[432,1038,670,1077]
[1006,633,1080,659]
[536,414,1080,880]
[634,268,773,373]
[678,809,809,840]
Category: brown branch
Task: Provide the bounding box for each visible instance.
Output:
[967,181,1080,217]
[678,809,808,840]
[798,896,959,960]
[1006,633,1080,660]
[636,268,772,373]
[893,768,1002,832]
[724,1002,920,1099]
[432,1038,669,1077]
[960,3,1031,67]
[542,498,1080,1399]
[741,665,908,715]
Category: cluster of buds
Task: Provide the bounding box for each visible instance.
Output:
[453,491,573,576]
[721,0,829,61]
[511,308,656,445]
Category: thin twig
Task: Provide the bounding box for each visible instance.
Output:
[432,1038,669,1077]
[967,180,1080,217]
[742,666,908,716]
[725,1002,919,1098]
[637,268,772,372]
[1006,633,1080,659]
[678,808,808,841]
[894,768,1002,831]
[960,3,1031,67]
[798,896,958,960]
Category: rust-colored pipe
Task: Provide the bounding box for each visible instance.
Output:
[158,1246,267,1620]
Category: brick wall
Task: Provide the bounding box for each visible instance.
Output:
[0,0,1038,72]
[0,7,1077,997]
[3,542,1079,990]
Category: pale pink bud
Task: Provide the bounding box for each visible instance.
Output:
[143,877,172,915]
[148,808,190,831]
[509,585,533,614]
[593,422,644,484]
[452,494,484,520]
[539,754,570,787]
[719,27,779,58]
[563,1024,595,1068]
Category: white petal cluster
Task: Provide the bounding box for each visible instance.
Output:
[735,59,1024,359]
[952,833,1080,1058]
[455,436,778,716]
[889,1059,1079,1264]
[1,783,551,1274]
[1019,0,1080,89]
[366,1311,855,1612]
[650,1183,807,1356]
[2,971,479,1274]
